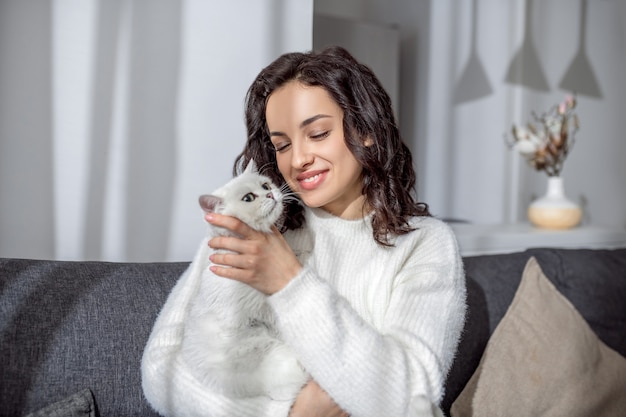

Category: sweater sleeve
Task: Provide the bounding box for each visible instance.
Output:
[267,221,466,417]
[141,239,293,417]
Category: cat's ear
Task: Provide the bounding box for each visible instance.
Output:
[198,194,223,213]
[243,159,259,174]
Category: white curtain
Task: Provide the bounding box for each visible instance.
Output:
[0,0,313,262]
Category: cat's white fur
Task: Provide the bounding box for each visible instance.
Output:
[181,160,309,401]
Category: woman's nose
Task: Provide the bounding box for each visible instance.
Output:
[291,140,314,169]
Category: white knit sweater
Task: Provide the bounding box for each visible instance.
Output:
[141,207,466,417]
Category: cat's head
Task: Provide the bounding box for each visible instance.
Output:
[199,160,283,233]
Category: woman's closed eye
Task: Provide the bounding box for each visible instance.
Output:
[270,129,330,152]
[273,141,291,153]
[310,130,330,140]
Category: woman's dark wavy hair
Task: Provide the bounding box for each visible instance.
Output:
[234,45,430,246]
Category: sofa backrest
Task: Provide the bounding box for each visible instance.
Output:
[0,258,187,416]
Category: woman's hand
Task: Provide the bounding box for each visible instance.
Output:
[206,213,302,295]
[289,381,349,417]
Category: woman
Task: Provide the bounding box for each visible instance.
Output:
[143,46,466,417]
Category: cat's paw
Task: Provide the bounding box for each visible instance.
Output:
[262,346,309,401]
[266,362,308,401]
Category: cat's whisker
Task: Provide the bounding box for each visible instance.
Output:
[280,189,298,197]
[279,189,301,202]
[279,184,298,195]
[258,162,277,177]
[281,191,300,199]
[281,197,303,207]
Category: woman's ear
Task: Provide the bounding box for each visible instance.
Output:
[363,137,374,147]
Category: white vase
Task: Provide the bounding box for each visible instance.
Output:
[527,176,582,229]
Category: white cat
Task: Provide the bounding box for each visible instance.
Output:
[180,160,309,402]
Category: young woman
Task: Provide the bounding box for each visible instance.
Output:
[143,46,466,417]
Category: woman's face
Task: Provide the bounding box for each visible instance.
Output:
[266,81,366,219]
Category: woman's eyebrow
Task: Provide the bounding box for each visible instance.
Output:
[300,114,331,128]
[269,114,332,137]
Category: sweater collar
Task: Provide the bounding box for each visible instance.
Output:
[305,207,374,233]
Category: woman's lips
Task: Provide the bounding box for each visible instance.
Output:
[296,170,328,191]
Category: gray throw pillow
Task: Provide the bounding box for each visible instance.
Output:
[25,388,97,417]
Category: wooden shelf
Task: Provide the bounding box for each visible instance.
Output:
[449,223,626,256]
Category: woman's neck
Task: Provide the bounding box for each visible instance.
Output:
[319,195,370,220]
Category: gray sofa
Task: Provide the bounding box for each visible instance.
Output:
[1,247,625,416]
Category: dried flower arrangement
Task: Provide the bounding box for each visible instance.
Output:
[506,95,579,177]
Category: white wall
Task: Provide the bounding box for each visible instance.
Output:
[315,0,626,230]
[314,0,439,214]
[313,14,401,113]
[519,1,626,229]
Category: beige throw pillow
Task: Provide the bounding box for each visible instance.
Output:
[451,257,626,417]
